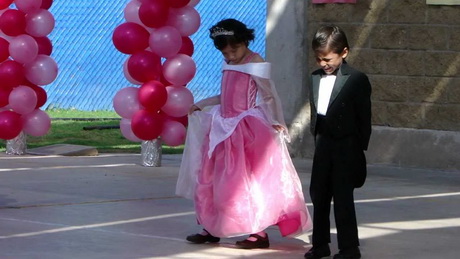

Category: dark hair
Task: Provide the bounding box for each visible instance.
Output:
[312,25,349,54]
[209,19,255,50]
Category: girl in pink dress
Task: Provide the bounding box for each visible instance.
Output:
[176,19,312,249]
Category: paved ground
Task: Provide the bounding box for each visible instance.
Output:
[1,152,459,258]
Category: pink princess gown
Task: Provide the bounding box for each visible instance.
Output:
[176,54,312,238]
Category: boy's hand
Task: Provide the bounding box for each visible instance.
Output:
[272,124,284,132]
[189,104,201,114]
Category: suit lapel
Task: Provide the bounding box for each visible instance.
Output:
[328,65,350,108]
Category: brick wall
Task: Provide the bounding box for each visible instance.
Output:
[306,0,460,131]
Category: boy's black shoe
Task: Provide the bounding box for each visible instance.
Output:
[304,245,331,259]
[333,246,361,259]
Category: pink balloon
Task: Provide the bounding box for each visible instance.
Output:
[120,118,141,142]
[123,58,141,85]
[161,119,186,146]
[139,0,169,28]
[15,0,42,13]
[22,108,50,136]
[0,37,9,62]
[138,80,167,112]
[0,9,26,36]
[162,54,196,86]
[127,50,162,83]
[166,6,200,36]
[0,60,24,89]
[9,34,38,64]
[161,86,193,117]
[25,9,55,37]
[113,87,141,119]
[0,110,22,139]
[187,0,200,7]
[149,26,182,58]
[124,0,142,25]
[9,85,37,114]
[131,109,164,140]
[24,54,58,85]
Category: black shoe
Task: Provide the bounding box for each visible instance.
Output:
[333,247,361,259]
[186,230,220,244]
[304,245,331,259]
[235,233,270,249]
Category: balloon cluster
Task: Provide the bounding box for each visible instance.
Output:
[112,0,199,147]
[0,0,56,140]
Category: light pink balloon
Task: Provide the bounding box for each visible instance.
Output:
[24,54,58,85]
[166,6,200,36]
[162,54,196,86]
[9,34,38,64]
[9,85,37,114]
[15,0,42,13]
[25,9,55,37]
[123,58,141,85]
[22,108,50,136]
[124,0,142,25]
[187,0,200,7]
[113,87,141,119]
[120,118,141,142]
[149,26,182,58]
[161,119,186,146]
[161,86,194,117]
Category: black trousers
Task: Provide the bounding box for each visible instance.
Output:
[310,117,360,249]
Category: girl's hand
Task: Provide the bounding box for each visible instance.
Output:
[272,124,284,132]
[189,104,201,114]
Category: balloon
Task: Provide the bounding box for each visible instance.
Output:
[0,9,26,36]
[24,54,58,85]
[168,114,188,127]
[0,0,14,10]
[27,83,47,108]
[113,87,141,119]
[166,6,200,36]
[187,0,200,7]
[119,118,141,142]
[178,36,194,56]
[123,58,141,85]
[112,22,149,54]
[127,50,162,83]
[25,9,55,37]
[22,108,50,136]
[161,86,193,117]
[0,87,10,107]
[162,54,196,86]
[0,60,24,89]
[131,109,164,140]
[34,36,52,55]
[41,0,53,9]
[8,85,37,114]
[149,25,182,58]
[160,119,186,146]
[15,0,42,13]
[138,0,169,28]
[9,34,39,64]
[0,110,22,139]
[138,80,167,112]
[124,0,142,25]
[167,0,190,8]
[0,37,9,62]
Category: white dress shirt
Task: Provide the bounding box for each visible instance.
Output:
[317,75,336,115]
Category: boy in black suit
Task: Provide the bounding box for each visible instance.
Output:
[304,25,372,259]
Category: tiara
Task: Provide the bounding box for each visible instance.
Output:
[211,27,234,38]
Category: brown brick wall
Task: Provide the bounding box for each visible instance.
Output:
[306,0,460,131]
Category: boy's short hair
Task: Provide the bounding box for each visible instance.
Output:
[312,25,349,54]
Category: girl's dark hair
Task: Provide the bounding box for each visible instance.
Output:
[312,25,349,54]
[209,19,255,50]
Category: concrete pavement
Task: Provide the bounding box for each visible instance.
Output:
[1,152,459,258]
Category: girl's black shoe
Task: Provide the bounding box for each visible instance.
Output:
[186,230,220,244]
[235,233,270,249]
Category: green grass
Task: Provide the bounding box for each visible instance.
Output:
[0,110,184,154]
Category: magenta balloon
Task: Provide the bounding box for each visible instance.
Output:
[9,34,39,64]
[166,6,200,36]
[161,86,193,117]
[127,50,162,83]
[0,37,9,62]
[0,9,26,36]
[9,85,37,114]
[138,0,169,28]
[0,60,24,89]
[178,36,194,56]
[0,87,11,107]
[22,108,50,136]
[0,110,22,140]
[113,87,141,119]
[34,36,52,55]
[131,109,164,140]
[160,119,186,146]
[123,58,141,85]
[162,54,196,86]
[124,0,142,25]
[24,54,58,85]
[167,0,190,8]
[112,22,150,54]
[149,26,182,58]
[15,0,42,13]
[41,0,53,9]
[138,80,167,111]
[120,118,141,142]
[0,0,14,10]
[25,9,55,37]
